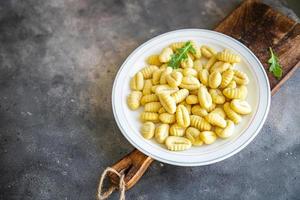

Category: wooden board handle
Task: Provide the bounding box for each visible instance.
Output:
[108,149,153,190]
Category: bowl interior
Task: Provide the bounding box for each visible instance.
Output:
[112,29,270,166]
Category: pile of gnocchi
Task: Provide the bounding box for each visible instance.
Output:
[127,41,252,151]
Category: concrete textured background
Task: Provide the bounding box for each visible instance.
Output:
[0,0,299,199]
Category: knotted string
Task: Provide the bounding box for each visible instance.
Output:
[97,167,126,200]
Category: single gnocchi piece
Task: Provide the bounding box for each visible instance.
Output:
[200,131,217,144]
[220,69,234,88]
[141,94,159,105]
[165,136,192,151]
[230,99,252,114]
[198,69,209,86]
[179,76,201,90]
[210,62,231,73]
[166,71,183,88]
[198,85,212,110]
[179,102,192,114]
[204,56,217,70]
[208,71,222,89]
[193,59,203,71]
[152,68,164,85]
[155,124,169,143]
[215,120,235,138]
[209,89,225,104]
[186,95,199,104]
[217,49,241,63]
[211,107,226,118]
[205,113,227,128]
[176,105,190,128]
[141,122,155,139]
[191,105,208,117]
[223,102,242,124]
[169,42,185,51]
[159,113,176,124]
[223,85,248,99]
[181,56,193,68]
[127,91,142,110]
[170,124,186,137]
[171,89,189,103]
[201,45,216,58]
[146,55,162,66]
[185,127,203,146]
[182,68,198,77]
[159,47,173,63]
[144,102,162,112]
[158,92,177,114]
[140,112,159,122]
[143,79,153,95]
[190,115,211,131]
[190,41,201,59]
[153,84,179,95]
[140,65,159,79]
[160,67,173,84]
[130,72,144,91]
[233,69,249,85]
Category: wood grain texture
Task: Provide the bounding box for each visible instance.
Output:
[108,149,153,190]
[215,0,299,95]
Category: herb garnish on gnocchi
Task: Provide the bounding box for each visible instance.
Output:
[127,41,252,151]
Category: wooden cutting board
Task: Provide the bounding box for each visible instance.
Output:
[215,0,300,95]
[105,0,300,192]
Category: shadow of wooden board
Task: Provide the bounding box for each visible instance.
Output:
[215,0,300,95]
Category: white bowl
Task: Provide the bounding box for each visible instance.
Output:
[112,29,270,166]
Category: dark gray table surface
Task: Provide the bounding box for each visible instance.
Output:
[0,0,299,200]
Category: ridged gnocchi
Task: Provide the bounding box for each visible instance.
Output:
[190,115,211,131]
[171,89,189,103]
[208,71,222,89]
[223,102,242,124]
[165,136,192,151]
[170,124,186,137]
[223,85,247,99]
[217,49,241,63]
[185,127,203,146]
[140,112,159,122]
[198,85,212,110]
[155,124,169,143]
[179,76,201,90]
[127,91,142,110]
[143,79,153,95]
[201,45,216,58]
[220,69,234,88]
[140,65,159,79]
[141,122,155,139]
[158,92,177,114]
[130,72,144,91]
[176,105,190,128]
[166,71,183,88]
[127,41,252,151]
[159,113,176,124]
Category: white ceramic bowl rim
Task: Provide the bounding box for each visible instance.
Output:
[112,29,271,166]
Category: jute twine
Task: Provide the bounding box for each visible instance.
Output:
[96,167,126,200]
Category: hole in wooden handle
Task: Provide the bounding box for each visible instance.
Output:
[108,149,154,190]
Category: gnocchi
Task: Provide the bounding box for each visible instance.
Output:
[127,41,252,151]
